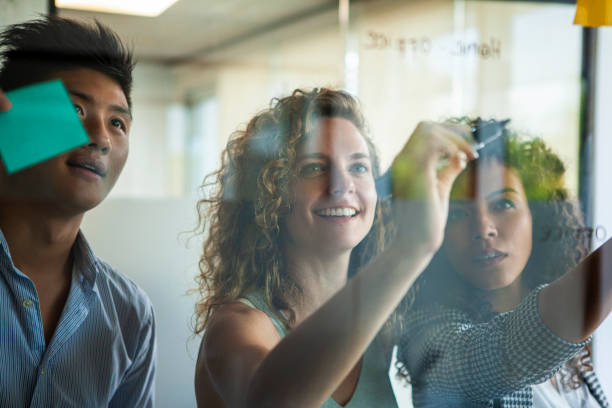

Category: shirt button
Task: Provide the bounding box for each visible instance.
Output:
[22,299,34,309]
[40,366,46,375]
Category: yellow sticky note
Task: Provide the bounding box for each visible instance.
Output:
[574,0,612,27]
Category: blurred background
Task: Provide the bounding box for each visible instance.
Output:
[2,0,612,406]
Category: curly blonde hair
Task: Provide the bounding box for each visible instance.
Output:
[193,88,391,335]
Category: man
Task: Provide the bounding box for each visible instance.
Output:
[0,17,155,407]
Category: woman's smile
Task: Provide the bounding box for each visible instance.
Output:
[314,207,359,217]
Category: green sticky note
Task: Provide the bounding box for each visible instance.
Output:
[0,79,89,173]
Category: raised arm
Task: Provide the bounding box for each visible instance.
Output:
[198,122,476,408]
[399,287,588,405]
[398,233,612,404]
[539,237,612,343]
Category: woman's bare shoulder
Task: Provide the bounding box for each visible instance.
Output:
[195,301,282,407]
[205,301,281,345]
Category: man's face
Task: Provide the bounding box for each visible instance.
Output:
[0,68,131,215]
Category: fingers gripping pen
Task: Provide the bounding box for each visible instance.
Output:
[375,118,510,199]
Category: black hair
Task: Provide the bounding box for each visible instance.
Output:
[0,16,134,108]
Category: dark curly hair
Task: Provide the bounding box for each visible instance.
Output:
[193,88,392,335]
[396,118,592,389]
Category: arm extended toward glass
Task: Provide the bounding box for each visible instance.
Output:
[540,237,612,343]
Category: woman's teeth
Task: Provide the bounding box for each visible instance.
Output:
[315,208,357,217]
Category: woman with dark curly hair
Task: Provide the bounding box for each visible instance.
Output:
[192,88,476,407]
[396,120,611,407]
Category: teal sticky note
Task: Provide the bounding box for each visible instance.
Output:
[0,79,89,173]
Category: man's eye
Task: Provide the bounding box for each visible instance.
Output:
[74,105,84,116]
[110,118,126,132]
[350,163,369,174]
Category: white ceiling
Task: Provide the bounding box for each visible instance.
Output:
[58,0,338,63]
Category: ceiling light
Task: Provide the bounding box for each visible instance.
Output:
[56,0,180,17]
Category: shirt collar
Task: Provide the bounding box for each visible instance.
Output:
[72,231,100,292]
[0,228,99,292]
[0,228,12,263]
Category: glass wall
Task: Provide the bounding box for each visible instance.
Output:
[85,0,583,199]
[45,0,610,406]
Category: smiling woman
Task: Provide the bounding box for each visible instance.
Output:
[192,89,396,408]
[191,88,477,408]
[193,90,388,327]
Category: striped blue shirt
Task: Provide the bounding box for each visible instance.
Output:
[0,229,156,407]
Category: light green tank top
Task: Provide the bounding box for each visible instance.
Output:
[241,292,398,408]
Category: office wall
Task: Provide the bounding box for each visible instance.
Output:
[110,63,183,197]
[0,0,47,27]
[81,198,202,408]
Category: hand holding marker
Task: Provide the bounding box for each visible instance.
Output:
[375,118,510,199]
